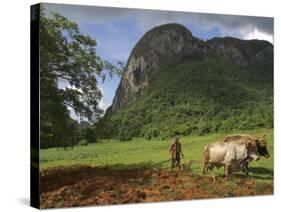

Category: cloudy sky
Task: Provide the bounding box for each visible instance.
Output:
[44,3,273,117]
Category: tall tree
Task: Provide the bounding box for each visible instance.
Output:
[39,7,116,147]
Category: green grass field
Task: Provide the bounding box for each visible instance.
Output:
[40,128,273,182]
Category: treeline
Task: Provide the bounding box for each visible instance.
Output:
[41,121,97,149]
[98,100,273,141]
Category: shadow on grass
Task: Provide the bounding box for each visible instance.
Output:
[249,167,274,180]
[231,167,273,181]
[249,167,274,175]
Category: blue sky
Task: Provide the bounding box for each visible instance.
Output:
[45,3,273,118]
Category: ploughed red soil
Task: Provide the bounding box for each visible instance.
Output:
[40,165,273,208]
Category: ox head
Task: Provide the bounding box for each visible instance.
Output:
[246,140,260,161]
[255,135,270,158]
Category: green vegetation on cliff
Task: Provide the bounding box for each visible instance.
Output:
[100,54,273,141]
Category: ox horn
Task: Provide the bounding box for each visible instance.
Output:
[247,140,256,147]
[257,134,266,141]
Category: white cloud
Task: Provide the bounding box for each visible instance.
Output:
[99,99,110,111]
[134,11,274,43]
[241,28,273,43]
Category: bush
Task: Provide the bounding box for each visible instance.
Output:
[78,139,88,146]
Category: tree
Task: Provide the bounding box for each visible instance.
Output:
[79,125,97,143]
[39,7,121,148]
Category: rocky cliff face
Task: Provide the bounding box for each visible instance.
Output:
[108,23,273,114]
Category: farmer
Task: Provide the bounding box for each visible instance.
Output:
[169,135,184,170]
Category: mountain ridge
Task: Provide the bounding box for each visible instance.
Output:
[100,23,273,140]
[107,23,272,114]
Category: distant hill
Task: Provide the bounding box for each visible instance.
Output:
[99,23,273,140]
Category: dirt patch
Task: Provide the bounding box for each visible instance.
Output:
[40,165,273,208]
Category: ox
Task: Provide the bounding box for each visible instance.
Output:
[223,134,269,175]
[201,140,260,180]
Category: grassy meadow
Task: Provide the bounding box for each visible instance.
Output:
[40,128,273,182]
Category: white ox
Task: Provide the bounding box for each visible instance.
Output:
[223,134,269,175]
[201,140,260,180]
